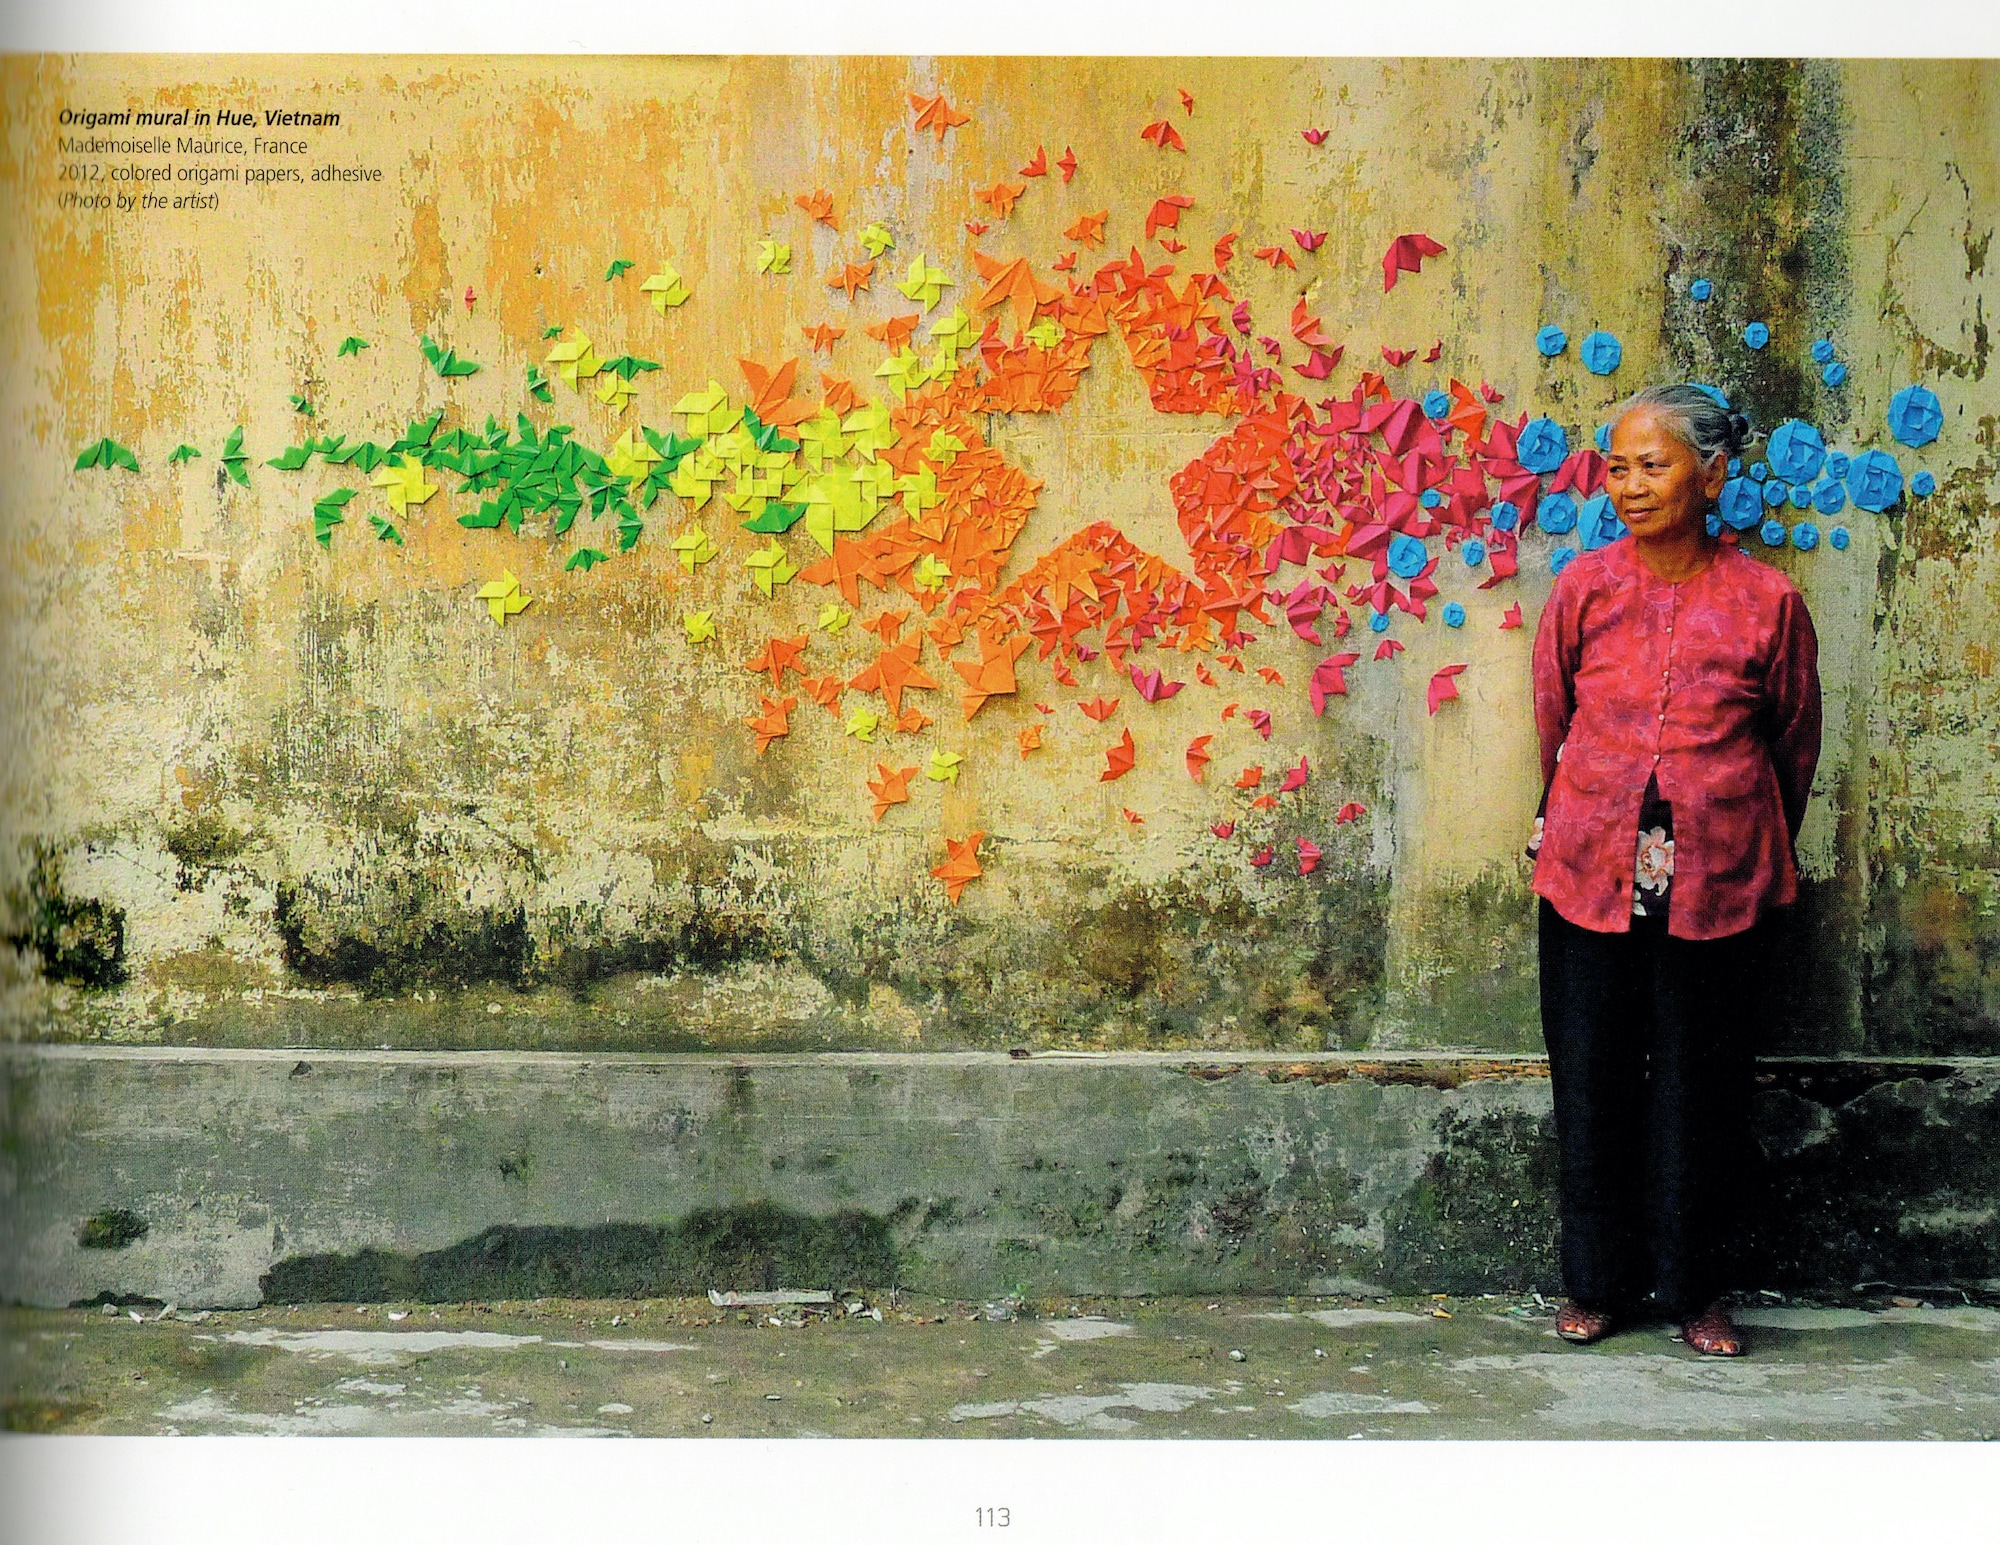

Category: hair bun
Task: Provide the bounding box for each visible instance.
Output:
[1726,411,1753,452]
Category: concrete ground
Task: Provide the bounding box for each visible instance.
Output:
[7,1290,2000,1439]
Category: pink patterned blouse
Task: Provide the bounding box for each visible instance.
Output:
[1529,536,1822,940]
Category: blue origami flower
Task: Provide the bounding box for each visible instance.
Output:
[1368,609,1392,634]
[1791,521,1820,551]
[1749,461,1769,482]
[1727,457,1742,476]
[1489,500,1520,532]
[1443,602,1466,628]
[1743,321,1770,349]
[1788,484,1813,510]
[1462,538,1488,567]
[1536,491,1579,535]
[1578,493,1626,551]
[1765,419,1827,484]
[1911,470,1936,498]
[1550,546,1578,576]
[1689,278,1713,301]
[1422,390,1450,419]
[1717,478,1764,530]
[1826,452,1849,478]
[1760,519,1788,547]
[1810,339,1836,364]
[1762,479,1789,508]
[1706,512,1722,537]
[1812,479,1847,515]
[1535,325,1568,357]
[1846,448,1904,512]
[1886,385,1943,448]
[1419,489,1442,508]
[1822,361,1848,387]
[1386,533,1430,579]
[1579,331,1622,375]
[1829,526,1850,550]
[1691,383,1730,409]
[1594,423,1611,452]
[1516,417,1568,474]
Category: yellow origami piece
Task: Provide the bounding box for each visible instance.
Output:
[1026,318,1065,350]
[595,372,638,411]
[370,454,437,514]
[859,222,896,258]
[669,451,723,509]
[755,239,792,276]
[897,468,941,517]
[475,569,532,625]
[842,403,898,461]
[817,602,851,633]
[674,381,740,438]
[875,348,932,394]
[670,525,719,573]
[843,707,880,742]
[926,749,965,784]
[929,307,974,351]
[926,429,966,466]
[896,254,953,311]
[682,609,717,644]
[604,428,662,483]
[745,538,798,596]
[544,330,602,387]
[912,554,953,592]
[640,267,691,313]
[795,409,851,471]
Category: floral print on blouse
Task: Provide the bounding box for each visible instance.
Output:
[1527,772,1675,919]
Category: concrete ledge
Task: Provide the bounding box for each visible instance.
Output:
[4,1048,1997,1308]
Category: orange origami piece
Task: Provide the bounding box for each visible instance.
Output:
[1079,695,1119,722]
[1179,88,1195,114]
[1158,237,1187,255]
[796,188,837,227]
[930,830,985,904]
[849,638,939,719]
[1213,232,1238,267]
[738,356,818,428]
[1051,252,1078,273]
[954,632,1032,719]
[910,92,971,141]
[965,220,991,236]
[818,371,862,416]
[826,260,876,300]
[1122,807,1145,825]
[799,536,886,606]
[1056,147,1078,183]
[1099,728,1137,782]
[1065,209,1108,246]
[1249,794,1278,811]
[897,705,933,735]
[861,608,908,644]
[1253,245,1298,270]
[974,180,1026,218]
[971,251,1063,329]
[1186,733,1213,780]
[800,673,844,712]
[1020,145,1048,178]
[1017,724,1044,756]
[1234,765,1263,789]
[867,762,919,821]
[802,322,845,353]
[1144,195,1193,241]
[744,632,809,688]
[745,694,798,755]
[1256,666,1284,685]
[867,313,922,351]
[1140,119,1186,153]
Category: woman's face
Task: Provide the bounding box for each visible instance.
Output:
[1605,406,1727,543]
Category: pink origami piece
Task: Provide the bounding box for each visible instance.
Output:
[1500,602,1524,630]
[1301,127,1329,145]
[1249,845,1274,868]
[1211,820,1235,839]
[1309,652,1361,715]
[1296,838,1322,876]
[1279,755,1310,793]
[1246,708,1272,740]
[1335,801,1367,825]
[1427,663,1468,715]
[1130,663,1185,702]
[1382,233,1446,291]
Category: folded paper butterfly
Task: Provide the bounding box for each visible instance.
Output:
[867,763,918,821]
[930,831,986,904]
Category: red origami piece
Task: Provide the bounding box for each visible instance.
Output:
[1279,755,1311,793]
[1427,663,1468,715]
[1309,652,1360,715]
[1296,837,1322,876]
[1249,845,1274,868]
[1211,820,1235,839]
[1141,119,1187,153]
[1186,734,1214,780]
[1335,801,1366,825]
[1100,728,1137,781]
[1144,194,1194,240]
[1382,233,1446,291]
[1500,602,1524,629]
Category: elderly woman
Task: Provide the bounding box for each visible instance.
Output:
[1526,384,1822,1357]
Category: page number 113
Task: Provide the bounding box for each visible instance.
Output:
[975,1506,1011,1527]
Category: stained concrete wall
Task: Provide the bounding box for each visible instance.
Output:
[1,57,1996,1063]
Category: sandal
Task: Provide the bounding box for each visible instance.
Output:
[1555,1300,1615,1344]
[1679,1302,1745,1357]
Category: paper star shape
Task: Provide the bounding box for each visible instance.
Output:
[896,255,953,311]
[848,639,939,719]
[953,632,1032,719]
[926,750,965,785]
[859,222,896,257]
[755,239,793,276]
[682,610,716,644]
[746,539,798,596]
[844,708,881,742]
[745,694,798,755]
[744,633,809,688]
[640,268,691,312]
[370,454,437,514]
[931,830,985,904]
[868,763,919,821]
[474,570,532,625]
[670,525,719,573]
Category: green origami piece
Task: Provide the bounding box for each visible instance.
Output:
[389,411,444,458]
[600,354,662,381]
[368,513,403,545]
[220,426,249,486]
[290,394,314,418]
[542,325,562,339]
[337,336,368,357]
[311,487,355,547]
[615,509,644,552]
[742,499,808,534]
[168,444,201,464]
[564,547,610,571]
[74,437,140,472]
[605,259,634,281]
[526,363,553,403]
[420,334,481,378]
[741,408,801,455]
[266,444,314,471]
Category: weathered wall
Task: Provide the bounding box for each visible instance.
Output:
[1,58,1995,1056]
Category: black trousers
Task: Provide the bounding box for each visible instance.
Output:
[1537,898,1766,1318]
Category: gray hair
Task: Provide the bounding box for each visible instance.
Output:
[1616,384,1754,468]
